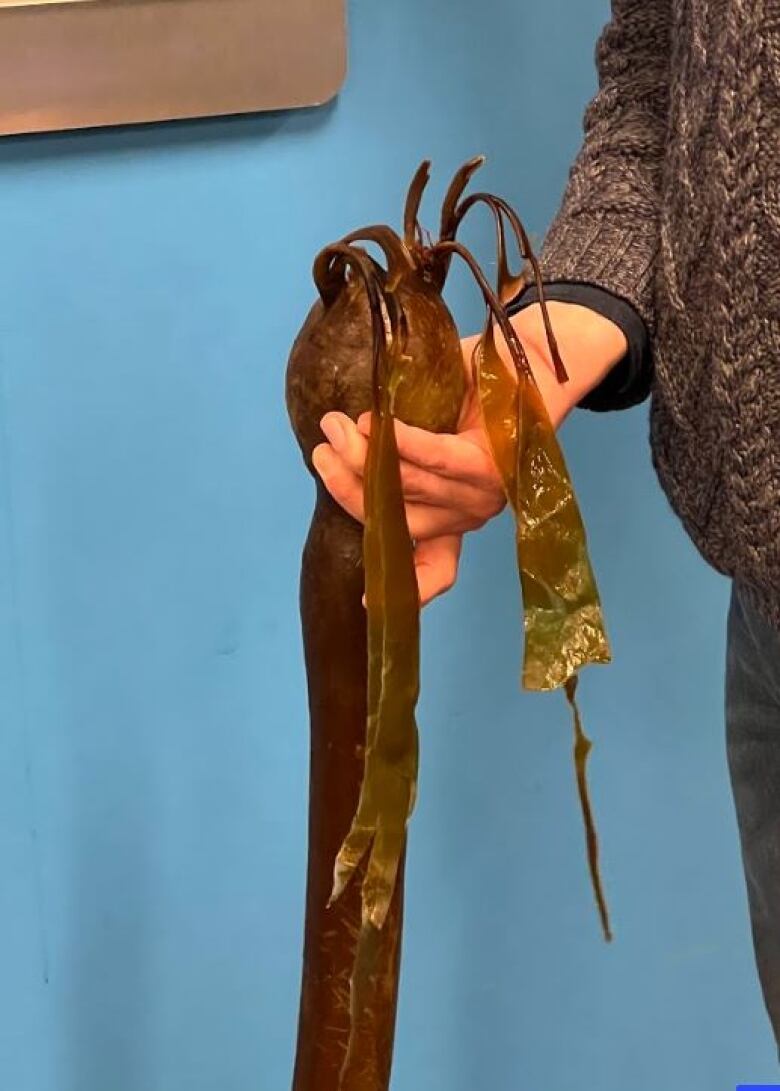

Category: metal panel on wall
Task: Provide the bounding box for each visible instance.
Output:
[0,0,347,136]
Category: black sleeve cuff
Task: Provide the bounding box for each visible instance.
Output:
[506,281,653,412]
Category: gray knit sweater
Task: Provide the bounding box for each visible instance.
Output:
[521,0,780,627]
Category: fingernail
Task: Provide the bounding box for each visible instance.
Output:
[357,412,371,435]
[321,414,346,453]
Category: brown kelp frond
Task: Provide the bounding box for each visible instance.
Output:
[403,160,432,249]
[432,235,610,681]
[313,242,401,413]
[341,226,417,291]
[454,192,526,306]
[566,676,612,943]
[433,235,611,941]
[426,156,485,290]
[313,241,382,310]
[431,238,535,381]
[439,155,486,241]
[475,193,566,382]
[482,311,612,940]
[452,192,567,383]
[328,274,418,923]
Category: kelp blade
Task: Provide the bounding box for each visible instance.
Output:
[566,676,612,941]
[331,376,421,1084]
[330,399,420,929]
[516,368,611,691]
[475,325,612,939]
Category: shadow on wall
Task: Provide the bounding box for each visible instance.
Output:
[0,99,338,168]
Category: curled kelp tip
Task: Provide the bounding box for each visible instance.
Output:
[439,155,486,240]
[403,160,432,248]
[426,155,487,289]
[341,226,416,292]
[565,676,612,943]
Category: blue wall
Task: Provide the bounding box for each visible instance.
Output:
[0,2,773,1088]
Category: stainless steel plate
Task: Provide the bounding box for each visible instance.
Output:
[0,0,347,135]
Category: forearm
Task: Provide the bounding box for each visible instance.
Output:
[539,0,672,333]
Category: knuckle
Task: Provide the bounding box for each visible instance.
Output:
[402,467,423,494]
[424,438,452,475]
[429,453,448,475]
[478,490,504,519]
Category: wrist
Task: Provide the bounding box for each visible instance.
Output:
[508,301,628,428]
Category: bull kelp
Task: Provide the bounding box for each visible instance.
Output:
[285,158,612,1091]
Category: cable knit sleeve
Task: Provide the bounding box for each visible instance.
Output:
[539,0,672,336]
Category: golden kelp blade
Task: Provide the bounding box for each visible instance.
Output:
[330,390,420,933]
[516,366,611,691]
[475,323,612,939]
[476,324,610,690]
[330,381,421,1088]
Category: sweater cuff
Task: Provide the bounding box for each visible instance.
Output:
[506,281,653,412]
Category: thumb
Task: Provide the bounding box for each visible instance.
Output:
[361,535,462,607]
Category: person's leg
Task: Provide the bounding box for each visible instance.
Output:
[726,582,780,1053]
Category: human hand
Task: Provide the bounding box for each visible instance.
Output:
[312,301,628,605]
[311,335,505,605]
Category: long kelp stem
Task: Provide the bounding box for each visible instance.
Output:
[292,486,405,1091]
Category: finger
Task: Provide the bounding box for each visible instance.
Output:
[320,411,369,479]
[414,536,462,606]
[345,410,500,509]
[314,445,487,539]
[406,506,484,539]
[312,443,365,523]
[398,458,505,515]
[356,412,499,489]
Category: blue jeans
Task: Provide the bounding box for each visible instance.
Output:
[726,582,780,1051]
